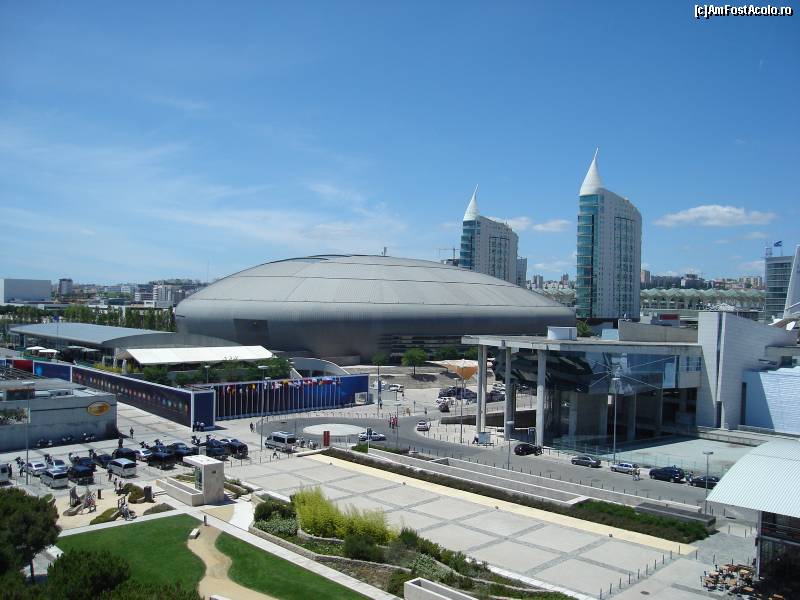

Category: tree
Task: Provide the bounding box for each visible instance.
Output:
[0,488,60,581]
[576,320,592,338]
[142,366,169,385]
[433,346,459,361]
[463,346,479,360]
[371,352,389,367]
[401,348,428,376]
[46,550,130,600]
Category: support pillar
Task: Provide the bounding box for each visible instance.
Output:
[535,349,546,447]
[627,393,637,442]
[654,389,663,436]
[504,347,514,440]
[476,345,486,436]
[568,393,578,440]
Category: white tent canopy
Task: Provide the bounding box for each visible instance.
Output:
[25,346,46,352]
[119,346,274,366]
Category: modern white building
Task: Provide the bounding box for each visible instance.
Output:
[459,186,520,285]
[0,278,52,304]
[764,248,793,321]
[576,150,642,320]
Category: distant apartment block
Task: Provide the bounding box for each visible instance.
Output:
[0,278,52,304]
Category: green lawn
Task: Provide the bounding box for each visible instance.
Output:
[57,514,205,590]
[216,532,369,600]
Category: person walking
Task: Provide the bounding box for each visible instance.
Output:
[249,422,254,433]
[129,427,134,438]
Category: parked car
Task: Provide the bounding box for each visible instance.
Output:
[199,439,227,458]
[147,451,178,470]
[689,475,719,489]
[41,468,69,489]
[70,456,97,472]
[514,443,543,456]
[108,458,137,478]
[134,448,152,462]
[610,462,639,474]
[416,421,430,432]
[67,465,94,485]
[571,455,601,468]
[649,466,686,483]
[47,458,68,473]
[92,453,113,469]
[439,386,458,398]
[112,447,138,462]
[25,461,47,477]
[167,442,198,459]
[438,402,450,413]
[358,432,387,442]
[264,432,296,453]
[218,438,248,457]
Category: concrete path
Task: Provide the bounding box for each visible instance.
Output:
[188,526,275,600]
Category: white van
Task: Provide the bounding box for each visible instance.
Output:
[41,468,69,489]
[0,463,10,485]
[108,458,137,478]
[264,431,296,453]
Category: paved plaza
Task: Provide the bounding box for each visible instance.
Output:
[224,452,724,599]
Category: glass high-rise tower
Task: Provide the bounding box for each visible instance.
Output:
[576,150,642,320]
[459,186,519,284]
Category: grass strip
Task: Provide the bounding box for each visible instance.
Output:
[57,514,204,590]
[215,531,369,600]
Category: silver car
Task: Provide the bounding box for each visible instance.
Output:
[26,461,47,476]
[610,462,639,474]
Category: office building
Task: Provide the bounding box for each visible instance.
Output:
[530,274,544,289]
[764,248,793,321]
[576,150,642,320]
[57,278,74,297]
[640,269,651,287]
[0,278,52,304]
[459,186,519,284]
[515,257,528,288]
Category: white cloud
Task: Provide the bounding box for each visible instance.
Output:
[533,219,571,232]
[487,216,570,233]
[531,258,573,273]
[738,259,764,272]
[654,205,775,227]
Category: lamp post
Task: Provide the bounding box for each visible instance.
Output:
[25,387,31,485]
[203,364,210,384]
[611,371,620,465]
[506,420,514,470]
[258,365,270,451]
[459,375,464,444]
[703,450,714,514]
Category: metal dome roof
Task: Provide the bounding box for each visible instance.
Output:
[186,254,566,309]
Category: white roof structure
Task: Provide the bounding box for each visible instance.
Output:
[707,439,800,519]
[463,185,480,221]
[122,346,273,366]
[579,148,604,196]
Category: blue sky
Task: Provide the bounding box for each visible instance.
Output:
[1,1,797,284]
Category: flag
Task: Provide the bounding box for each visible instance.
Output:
[774,241,783,247]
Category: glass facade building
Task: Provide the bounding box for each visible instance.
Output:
[764,254,792,321]
[459,189,519,285]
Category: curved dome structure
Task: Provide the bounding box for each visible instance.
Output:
[176,255,575,360]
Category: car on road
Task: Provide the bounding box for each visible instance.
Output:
[571,455,601,468]
[514,443,543,456]
[689,475,719,489]
[438,402,450,412]
[25,461,47,477]
[67,465,94,485]
[199,439,227,458]
[112,447,138,462]
[416,421,430,432]
[46,458,68,473]
[610,462,639,474]
[649,466,686,483]
[358,431,387,442]
[90,453,113,468]
[218,438,248,457]
[147,450,178,470]
[41,468,69,489]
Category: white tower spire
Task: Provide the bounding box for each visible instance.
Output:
[463,184,479,221]
[579,147,604,196]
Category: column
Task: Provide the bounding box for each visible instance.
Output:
[654,389,663,436]
[535,349,546,447]
[568,392,578,440]
[476,345,486,436]
[626,393,637,442]
[504,347,514,439]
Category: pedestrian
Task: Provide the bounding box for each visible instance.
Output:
[129,426,134,438]
[107,469,112,481]
[272,450,278,460]
[249,422,254,433]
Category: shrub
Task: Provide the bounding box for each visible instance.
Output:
[338,505,392,544]
[254,498,295,522]
[410,553,446,581]
[122,483,145,503]
[292,488,342,538]
[342,533,384,562]
[142,503,174,516]
[385,538,417,568]
[397,527,420,550]
[386,571,415,596]
[255,516,298,537]
[89,507,119,525]
[416,537,442,561]
[46,549,130,600]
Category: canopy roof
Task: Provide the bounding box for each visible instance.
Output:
[121,345,273,366]
[707,439,800,519]
[431,359,479,380]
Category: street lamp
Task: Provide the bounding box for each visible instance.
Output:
[258,365,270,451]
[611,371,620,465]
[703,450,714,514]
[459,375,464,444]
[506,420,515,470]
[203,364,210,384]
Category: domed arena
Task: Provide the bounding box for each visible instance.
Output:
[176,255,574,362]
